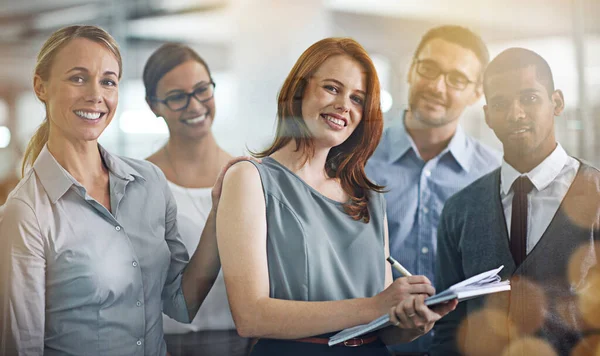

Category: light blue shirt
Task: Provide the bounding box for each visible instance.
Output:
[366,114,501,353]
[0,145,190,356]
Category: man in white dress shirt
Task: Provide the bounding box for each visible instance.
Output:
[431,48,600,356]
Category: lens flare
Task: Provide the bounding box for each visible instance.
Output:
[570,335,600,356]
[577,269,600,329]
[561,175,600,229]
[555,295,587,332]
[457,308,519,356]
[567,242,600,288]
[500,337,557,356]
[485,275,547,334]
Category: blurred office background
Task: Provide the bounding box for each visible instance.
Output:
[0,0,599,193]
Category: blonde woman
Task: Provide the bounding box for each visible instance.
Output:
[0,25,235,355]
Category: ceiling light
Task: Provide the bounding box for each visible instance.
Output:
[0,126,11,148]
[381,89,393,113]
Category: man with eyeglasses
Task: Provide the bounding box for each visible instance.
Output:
[366,25,501,356]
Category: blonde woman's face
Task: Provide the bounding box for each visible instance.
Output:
[34,37,120,144]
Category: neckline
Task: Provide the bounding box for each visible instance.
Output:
[166,180,212,195]
[263,156,345,206]
[493,163,585,274]
[500,143,567,194]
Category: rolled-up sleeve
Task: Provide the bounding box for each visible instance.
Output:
[154,166,190,324]
[0,198,46,355]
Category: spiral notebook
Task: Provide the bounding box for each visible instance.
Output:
[328,266,510,346]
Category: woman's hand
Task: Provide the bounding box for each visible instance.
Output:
[372,275,435,315]
[211,156,261,212]
[389,295,458,340]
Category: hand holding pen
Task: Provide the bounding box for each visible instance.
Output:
[373,257,434,315]
[384,256,457,336]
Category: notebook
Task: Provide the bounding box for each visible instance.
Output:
[328,266,510,346]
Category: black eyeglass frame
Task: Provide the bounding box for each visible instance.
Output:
[150,81,216,112]
[413,59,478,90]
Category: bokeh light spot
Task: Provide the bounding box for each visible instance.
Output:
[485,276,547,334]
[457,308,519,356]
[500,337,557,356]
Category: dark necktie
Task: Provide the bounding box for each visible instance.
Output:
[509,176,534,268]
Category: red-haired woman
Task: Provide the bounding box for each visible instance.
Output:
[216,38,457,355]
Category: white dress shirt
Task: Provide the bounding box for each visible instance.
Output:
[500,143,580,254]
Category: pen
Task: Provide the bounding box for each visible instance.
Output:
[386,256,412,277]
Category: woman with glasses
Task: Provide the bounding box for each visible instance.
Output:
[144,44,249,356]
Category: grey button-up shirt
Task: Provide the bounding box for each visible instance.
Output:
[0,145,190,355]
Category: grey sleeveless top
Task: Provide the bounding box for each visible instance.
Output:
[248,157,386,302]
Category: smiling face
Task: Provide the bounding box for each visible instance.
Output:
[408,38,482,127]
[152,60,215,140]
[484,65,563,162]
[34,37,119,144]
[301,55,366,148]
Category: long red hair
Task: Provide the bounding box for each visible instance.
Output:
[255,37,384,222]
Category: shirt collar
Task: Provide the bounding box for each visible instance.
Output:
[33,144,145,204]
[445,124,472,172]
[500,143,567,195]
[33,146,75,204]
[387,110,473,172]
[98,145,146,182]
[387,115,413,164]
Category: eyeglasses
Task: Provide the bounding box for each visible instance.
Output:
[150,82,216,111]
[414,60,476,90]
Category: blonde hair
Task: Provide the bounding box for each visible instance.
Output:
[22,25,122,176]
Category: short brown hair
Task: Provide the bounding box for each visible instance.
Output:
[255,37,384,222]
[414,25,489,76]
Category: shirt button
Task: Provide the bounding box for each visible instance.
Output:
[423,207,429,214]
[136,301,142,307]
[422,247,429,254]
[424,170,431,177]
[136,340,142,346]
[115,226,121,231]
[132,261,138,267]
